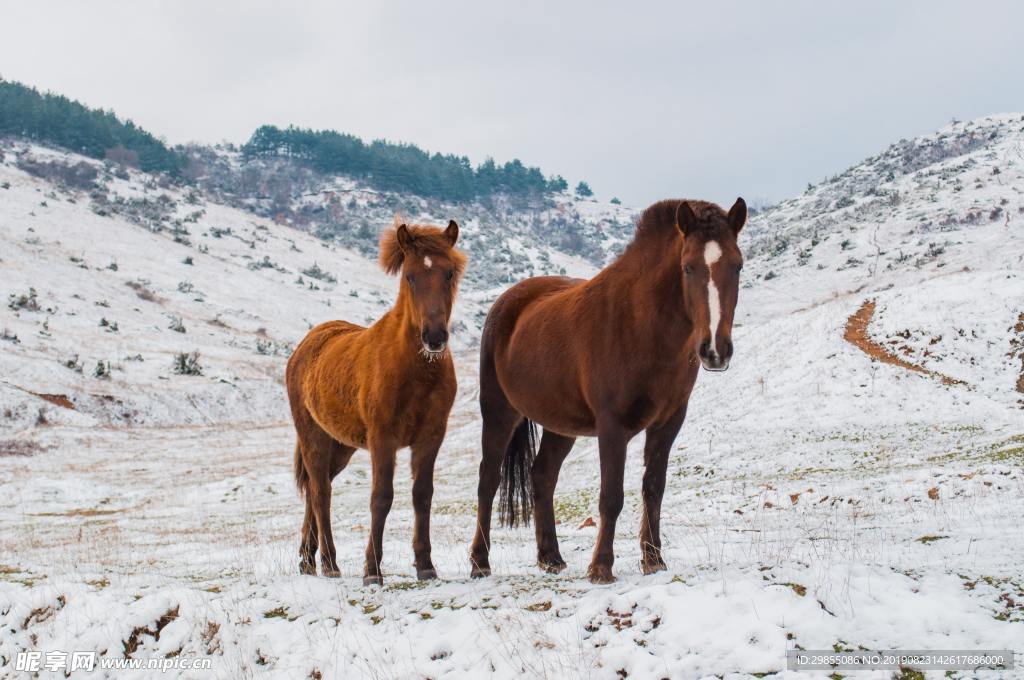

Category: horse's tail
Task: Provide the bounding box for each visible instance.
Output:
[293,442,309,497]
[498,418,537,528]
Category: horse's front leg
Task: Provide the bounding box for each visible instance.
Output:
[410,439,441,580]
[588,422,628,584]
[640,406,687,574]
[363,443,396,586]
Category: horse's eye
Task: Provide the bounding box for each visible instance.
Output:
[683,265,693,275]
[406,274,414,284]
[446,269,454,282]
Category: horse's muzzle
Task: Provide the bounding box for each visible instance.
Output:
[421,327,449,354]
[698,338,732,372]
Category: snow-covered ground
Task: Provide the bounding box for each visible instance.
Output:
[1,117,1022,679]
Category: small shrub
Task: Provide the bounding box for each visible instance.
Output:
[182,256,194,265]
[99,317,119,332]
[63,354,83,372]
[840,239,853,251]
[177,281,194,294]
[172,351,203,376]
[167,315,186,333]
[126,280,160,302]
[301,263,335,283]
[8,288,40,311]
[93,360,112,379]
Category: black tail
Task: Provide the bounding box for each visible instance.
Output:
[498,418,537,528]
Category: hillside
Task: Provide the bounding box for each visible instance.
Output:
[1,115,1022,678]
[185,143,636,290]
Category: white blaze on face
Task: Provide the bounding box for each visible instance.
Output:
[423,256,433,269]
[704,241,723,356]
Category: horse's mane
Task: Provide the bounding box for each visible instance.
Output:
[632,199,728,244]
[379,215,467,279]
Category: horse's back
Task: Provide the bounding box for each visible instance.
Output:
[482,276,584,346]
[288,320,363,372]
[286,320,365,403]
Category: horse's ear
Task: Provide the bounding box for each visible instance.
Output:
[728,197,747,235]
[444,219,459,246]
[379,224,407,275]
[395,223,413,253]
[676,201,698,237]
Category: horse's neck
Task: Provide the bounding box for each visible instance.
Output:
[378,290,420,349]
[597,237,693,343]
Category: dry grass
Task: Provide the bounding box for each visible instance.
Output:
[0,440,46,457]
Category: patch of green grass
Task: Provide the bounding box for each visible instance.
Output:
[896,668,925,680]
[928,434,1024,465]
[432,498,476,516]
[554,488,595,522]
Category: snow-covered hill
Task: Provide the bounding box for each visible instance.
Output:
[185,144,638,292]
[1,116,1022,679]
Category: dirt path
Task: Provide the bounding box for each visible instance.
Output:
[844,299,965,386]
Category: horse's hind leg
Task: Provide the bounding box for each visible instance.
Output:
[296,412,355,577]
[532,429,575,573]
[470,376,521,577]
[299,492,318,575]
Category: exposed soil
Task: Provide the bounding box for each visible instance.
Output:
[33,392,74,410]
[844,299,965,386]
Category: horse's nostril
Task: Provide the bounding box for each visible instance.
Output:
[698,340,711,358]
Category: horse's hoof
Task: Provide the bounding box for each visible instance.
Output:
[587,565,615,584]
[416,568,438,581]
[538,559,567,574]
[322,568,341,578]
[641,560,667,575]
[362,574,383,586]
[470,566,491,579]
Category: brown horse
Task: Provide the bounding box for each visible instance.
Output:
[286,217,465,585]
[470,198,746,583]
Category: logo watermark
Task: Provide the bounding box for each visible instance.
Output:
[787,649,1014,671]
[15,650,212,673]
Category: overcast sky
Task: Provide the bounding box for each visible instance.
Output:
[3,1,1023,206]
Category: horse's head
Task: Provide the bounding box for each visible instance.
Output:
[676,198,746,372]
[380,217,466,360]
